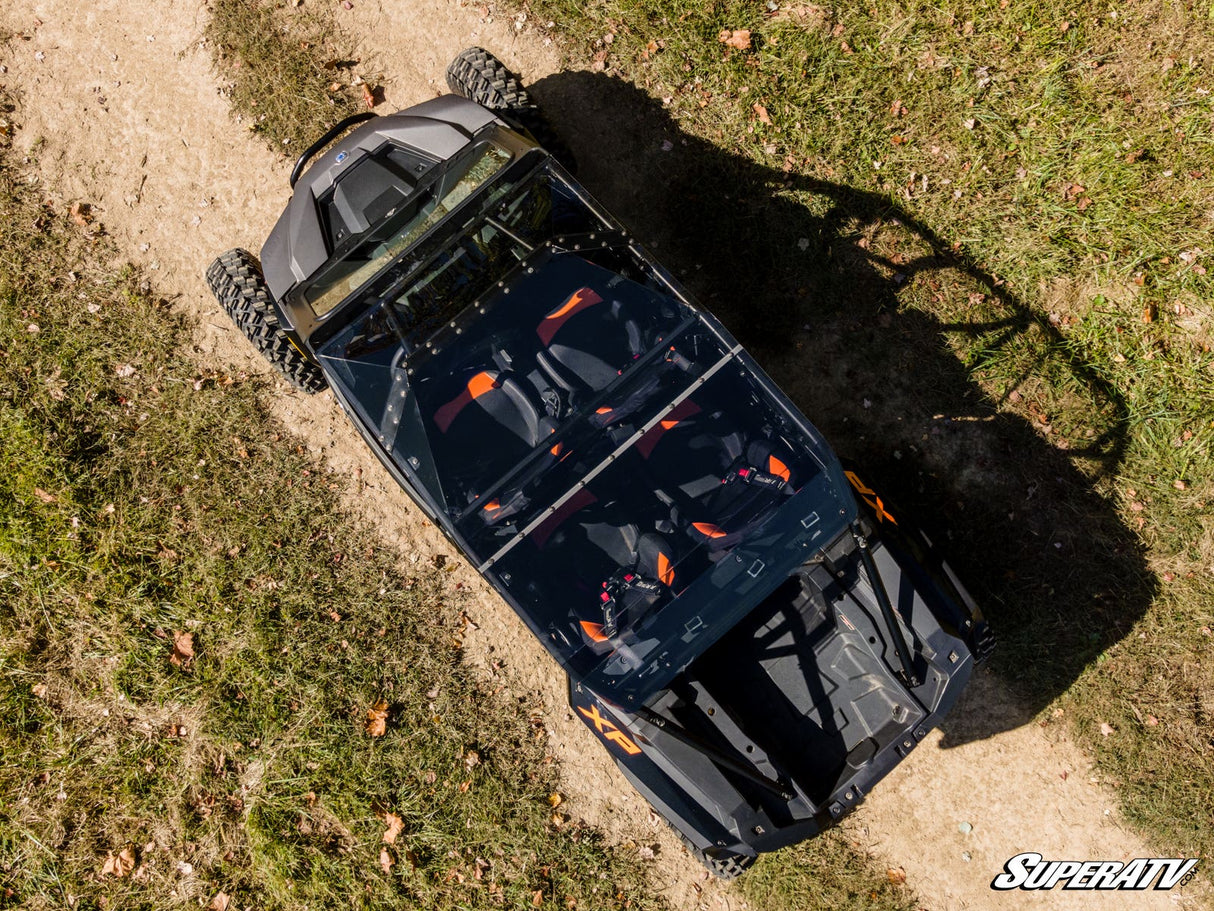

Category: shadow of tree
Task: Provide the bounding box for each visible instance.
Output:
[529,70,1156,745]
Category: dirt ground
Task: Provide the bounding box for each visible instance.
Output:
[0,2,1204,908]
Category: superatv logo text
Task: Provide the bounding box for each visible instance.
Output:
[991,853,1198,891]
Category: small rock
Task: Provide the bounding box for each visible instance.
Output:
[958,821,972,834]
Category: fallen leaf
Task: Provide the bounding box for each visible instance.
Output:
[366,699,389,737]
[70,202,92,226]
[208,891,230,911]
[590,49,608,72]
[33,487,57,504]
[102,846,136,878]
[753,103,771,125]
[32,683,48,699]
[1142,303,1157,324]
[170,630,195,668]
[547,792,562,808]
[381,811,404,845]
[1099,722,1115,737]
[642,39,659,60]
[361,83,376,108]
[1146,715,1159,726]
[1173,479,1187,490]
[717,29,752,51]
[887,867,907,885]
[379,846,394,874]
[533,890,544,907]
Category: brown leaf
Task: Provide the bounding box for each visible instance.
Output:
[380,811,404,845]
[33,487,57,504]
[642,39,659,60]
[547,792,562,808]
[753,103,771,125]
[1173,479,1188,490]
[102,846,136,878]
[361,83,377,108]
[1146,715,1159,726]
[365,699,389,737]
[379,846,394,874]
[1099,722,1115,737]
[70,202,92,226]
[32,682,48,699]
[207,891,230,911]
[590,49,608,72]
[170,630,195,668]
[717,29,752,51]
[886,867,907,885]
[1142,303,1157,324]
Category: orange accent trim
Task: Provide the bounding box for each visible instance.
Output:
[577,705,642,755]
[656,552,675,586]
[634,399,702,458]
[580,620,609,643]
[537,287,604,345]
[483,499,501,512]
[467,372,497,398]
[434,371,498,433]
[844,470,898,525]
[595,407,614,415]
[550,442,564,457]
[768,455,790,482]
[692,522,726,539]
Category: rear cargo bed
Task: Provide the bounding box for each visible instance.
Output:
[686,569,919,805]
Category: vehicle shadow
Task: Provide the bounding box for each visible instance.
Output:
[528,70,1156,746]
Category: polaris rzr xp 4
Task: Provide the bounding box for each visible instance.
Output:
[206,48,994,878]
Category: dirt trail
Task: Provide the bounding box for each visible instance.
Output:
[1,2,1203,909]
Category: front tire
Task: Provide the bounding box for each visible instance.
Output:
[445,47,577,172]
[205,249,326,394]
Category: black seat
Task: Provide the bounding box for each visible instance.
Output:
[428,367,558,502]
[636,403,798,548]
[535,286,646,395]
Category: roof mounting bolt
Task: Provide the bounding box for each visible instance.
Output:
[948,650,959,663]
[753,825,765,835]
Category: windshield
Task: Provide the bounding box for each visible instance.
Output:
[305,143,512,316]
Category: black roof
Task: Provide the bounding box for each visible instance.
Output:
[315,151,856,704]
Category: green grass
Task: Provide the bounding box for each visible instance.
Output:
[205,0,366,151]
[0,99,660,910]
[513,0,1214,868]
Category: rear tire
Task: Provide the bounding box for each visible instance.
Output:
[669,826,756,881]
[205,249,327,394]
[446,47,577,172]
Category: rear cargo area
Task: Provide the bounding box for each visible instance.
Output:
[679,569,920,806]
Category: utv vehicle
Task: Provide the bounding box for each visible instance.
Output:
[206,48,994,877]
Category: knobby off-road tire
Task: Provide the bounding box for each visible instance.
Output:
[205,249,327,394]
[445,47,577,173]
[669,825,756,881]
